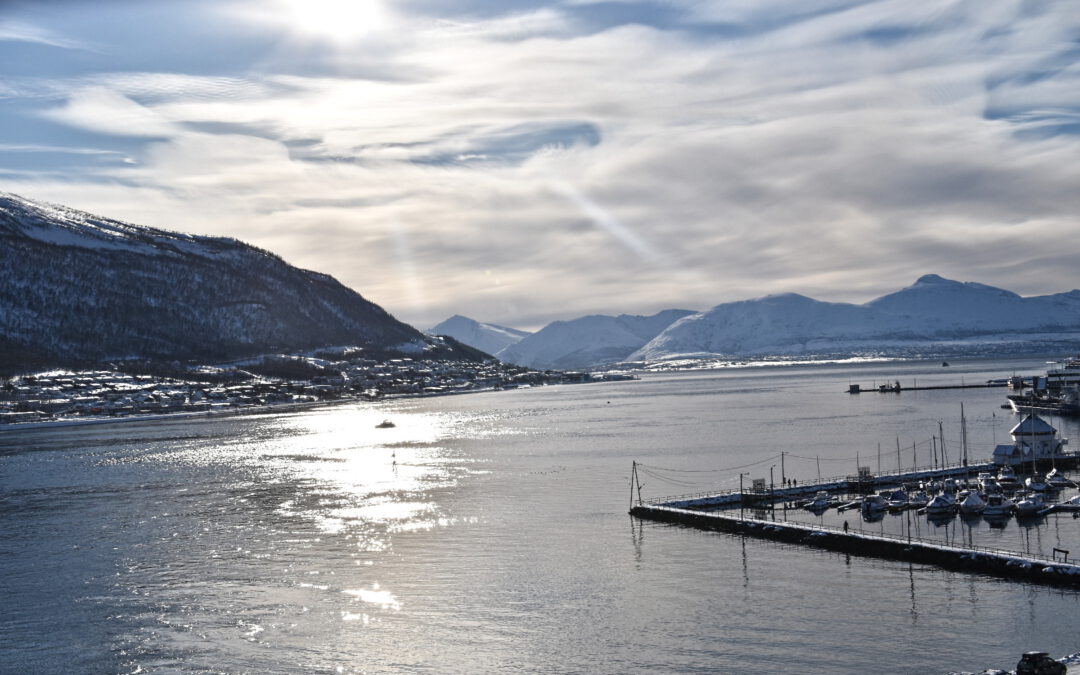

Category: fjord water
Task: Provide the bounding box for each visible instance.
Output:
[4,358,1080,674]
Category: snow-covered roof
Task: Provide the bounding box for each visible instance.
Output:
[1010,414,1057,436]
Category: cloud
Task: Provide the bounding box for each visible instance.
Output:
[6,0,1080,331]
[41,88,180,137]
[0,20,86,49]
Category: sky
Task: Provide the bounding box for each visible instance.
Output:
[2,0,1080,331]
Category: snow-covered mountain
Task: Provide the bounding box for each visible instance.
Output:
[427,315,530,356]
[629,275,1080,362]
[0,192,474,373]
[496,309,695,370]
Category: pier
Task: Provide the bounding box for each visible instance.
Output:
[630,502,1080,586]
[630,459,1080,588]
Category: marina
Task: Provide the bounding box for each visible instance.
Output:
[631,406,1080,589]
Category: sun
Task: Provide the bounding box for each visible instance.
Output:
[272,0,391,43]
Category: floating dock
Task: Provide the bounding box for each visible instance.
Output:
[631,461,1080,587]
[630,503,1080,586]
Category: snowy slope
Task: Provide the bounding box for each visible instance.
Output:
[427,315,530,356]
[630,275,1080,362]
[0,192,464,372]
[496,309,694,370]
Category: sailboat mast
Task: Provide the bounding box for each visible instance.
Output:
[961,402,968,467]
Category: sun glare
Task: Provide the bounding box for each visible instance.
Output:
[274,0,390,42]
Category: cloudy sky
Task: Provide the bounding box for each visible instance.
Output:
[2,0,1079,330]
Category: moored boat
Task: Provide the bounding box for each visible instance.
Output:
[1014,493,1046,517]
[861,494,888,513]
[1046,468,1073,489]
[982,493,1014,517]
[959,491,986,514]
[1025,475,1049,492]
[925,492,957,515]
[996,466,1021,491]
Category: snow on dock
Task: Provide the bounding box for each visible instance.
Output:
[630,502,1080,586]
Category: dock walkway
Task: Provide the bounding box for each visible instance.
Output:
[631,502,1080,587]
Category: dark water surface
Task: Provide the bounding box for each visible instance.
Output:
[3,357,1080,674]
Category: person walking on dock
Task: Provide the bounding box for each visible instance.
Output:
[843,520,849,534]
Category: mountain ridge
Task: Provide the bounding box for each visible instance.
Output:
[0,191,469,374]
[629,276,1080,362]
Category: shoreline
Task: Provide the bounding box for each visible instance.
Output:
[0,382,530,433]
[0,398,340,432]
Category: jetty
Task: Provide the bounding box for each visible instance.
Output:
[630,459,1080,588]
[630,502,1080,586]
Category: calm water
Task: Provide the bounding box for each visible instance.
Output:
[3,357,1080,674]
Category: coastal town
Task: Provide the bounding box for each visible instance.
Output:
[0,352,633,427]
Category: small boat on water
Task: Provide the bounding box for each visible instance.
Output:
[375,419,396,429]
[1046,468,1073,489]
[925,492,957,515]
[1015,493,1046,517]
[909,490,930,508]
[959,491,986,514]
[861,494,888,513]
[978,472,1002,494]
[1025,475,1050,492]
[804,491,837,512]
[997,466,1022,491]
[885,489,909,510]
[983,493,1014,517]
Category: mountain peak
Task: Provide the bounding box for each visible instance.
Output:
[914,274,950,285]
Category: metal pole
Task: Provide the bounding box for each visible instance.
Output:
[781,451,786,486]
[630,461,636,511]
[740,472,746,518]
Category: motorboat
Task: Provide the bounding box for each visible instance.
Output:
[909,490,930,508]
[978,472,1002,494]
[885,489,909,510]
[959,491,986,514]
[1025,476,1050,492]
[1015,493,1046,518]
[1046,468,1073,489]
[982,493,1014,517]
[861,494,888,513]
[941,478,960,494]
[997,466,1022,491]
[804,491,837,512]
[925,492,957,515]
[375,419,396,429]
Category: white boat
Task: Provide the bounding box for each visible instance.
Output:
[982,493,1014,517]
[1025,476,1049,492]
[959,491,986,514]
[996,466,1021,491]
[1015,493,1046,517]
[977,472,1002,494]
[804,491,837,512]
[1046,468,1073,489]
[925,492,957,515]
